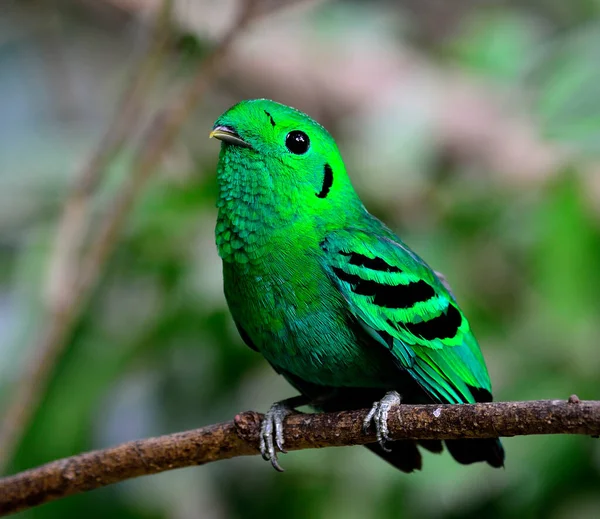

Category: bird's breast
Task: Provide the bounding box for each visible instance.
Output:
[222,255,395,388]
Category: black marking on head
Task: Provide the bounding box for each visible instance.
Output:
[402,304,462,340]
[340,251,402,273]
[316,164,333,198]
[332,267,435,309]
[264,110,276,127]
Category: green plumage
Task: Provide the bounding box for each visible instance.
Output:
[212,99,504,471]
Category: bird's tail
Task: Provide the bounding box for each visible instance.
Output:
[445,438,505,468]
[366,437,504,472]
[365,441,422,473]
[365,439,444,473]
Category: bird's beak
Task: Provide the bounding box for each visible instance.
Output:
[209,125,253,149]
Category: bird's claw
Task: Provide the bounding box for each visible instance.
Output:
[362,391,401,452]
[260,401,293,472]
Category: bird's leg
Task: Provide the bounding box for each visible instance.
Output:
[260,395,309,472]
[362,391,402,452]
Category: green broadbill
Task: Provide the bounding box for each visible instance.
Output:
[211,99,505,472]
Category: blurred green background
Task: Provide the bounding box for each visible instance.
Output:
[1,0,600,517]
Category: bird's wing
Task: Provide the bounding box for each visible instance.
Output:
[320,228,493,404]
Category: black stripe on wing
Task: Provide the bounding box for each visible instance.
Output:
[389,304,463,341]
[339,251,402,272]
[332,267,435,309]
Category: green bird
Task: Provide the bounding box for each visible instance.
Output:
[211,99,504,472]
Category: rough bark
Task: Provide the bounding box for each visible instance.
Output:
[1,398,598,516]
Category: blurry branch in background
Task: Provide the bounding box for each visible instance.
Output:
[0,0,309,475]
[1,398,599,516]
[45,0,175,312]
[0,0,177,475]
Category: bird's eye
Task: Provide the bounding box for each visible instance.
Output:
[285,131,310,154]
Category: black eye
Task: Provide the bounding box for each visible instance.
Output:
[285,130,310,154]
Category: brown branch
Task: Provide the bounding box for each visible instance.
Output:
[1,398,598,516]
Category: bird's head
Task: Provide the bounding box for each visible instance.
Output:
[211,99,362,225]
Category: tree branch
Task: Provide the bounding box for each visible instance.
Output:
[0,398,598,516]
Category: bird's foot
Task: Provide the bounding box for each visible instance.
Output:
[260,397,305,472]
[362,391,402,452]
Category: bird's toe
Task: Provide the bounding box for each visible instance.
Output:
[364,391,401,452]
[259,401,293,472]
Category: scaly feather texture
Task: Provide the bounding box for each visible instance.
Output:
[212,99,505,471]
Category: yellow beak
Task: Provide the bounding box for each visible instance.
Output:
[209,126,253,148]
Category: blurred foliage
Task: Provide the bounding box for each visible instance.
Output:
[1,0,600,518]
